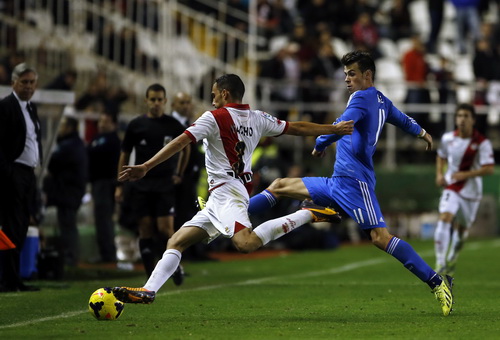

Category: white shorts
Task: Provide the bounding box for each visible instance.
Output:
[181,180,252,243]
[438,189,480,228]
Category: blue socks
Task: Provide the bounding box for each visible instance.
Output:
[248,189,278,215]
[386,237,441,289]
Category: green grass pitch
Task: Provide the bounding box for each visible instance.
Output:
[1,238,499,339]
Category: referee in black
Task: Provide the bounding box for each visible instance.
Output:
[115,84,189,285]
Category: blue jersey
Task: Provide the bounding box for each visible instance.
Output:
[315,87,421,188]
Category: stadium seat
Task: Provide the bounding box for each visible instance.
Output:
[375,58,407,103]
[378,38,400,60]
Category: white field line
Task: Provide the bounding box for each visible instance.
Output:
[1,239,498,329]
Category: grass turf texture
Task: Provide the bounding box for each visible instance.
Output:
[1,239,499,339]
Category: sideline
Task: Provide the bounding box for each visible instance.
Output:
[1,240,499,329]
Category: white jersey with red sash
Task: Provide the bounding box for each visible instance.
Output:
[184,103,288,193]
[437,129,495,200]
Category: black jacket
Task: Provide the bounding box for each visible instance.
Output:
[44,132,88,209]
[0,93,42,175]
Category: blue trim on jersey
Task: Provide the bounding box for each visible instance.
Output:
[302,176,386,230]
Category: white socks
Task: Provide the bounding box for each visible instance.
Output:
[253,210,312,246]
[144,249,182,292]
[447,228,468,262]
[434,220,451,268]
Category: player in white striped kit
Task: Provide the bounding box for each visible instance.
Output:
[434,103,495,275]
[111,74,354,303]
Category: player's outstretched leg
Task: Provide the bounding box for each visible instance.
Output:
[432,274,454,316]
[112,287,156,304]
[300,200,342,224]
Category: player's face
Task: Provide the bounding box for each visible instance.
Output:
[455,109,475,136]
[97,114,115,133]
[172,93,193,118]
[12,71,37,101]
[343,63,370,94]
[145,90,167,118]
[211,83,228,109]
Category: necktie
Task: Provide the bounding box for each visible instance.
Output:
[27,102,43,164]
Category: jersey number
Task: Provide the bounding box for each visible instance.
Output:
[232,141,246,176]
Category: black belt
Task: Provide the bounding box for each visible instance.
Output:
[227,171,252,184]
[13,162,35,171]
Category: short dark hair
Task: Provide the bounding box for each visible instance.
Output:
[145,83,166,98]
[341,51,376,81]
[102,111,118,124]
[214,74,245,101]
[455,103,476,119]
[65,116,79,131]
[12,63,38,81]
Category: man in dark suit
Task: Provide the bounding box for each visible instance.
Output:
[0,63,42,292]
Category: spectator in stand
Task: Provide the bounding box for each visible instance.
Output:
[472,37,499,105]
[300,0,335,36]
[75,70,128,143]
[352,12,381,60]
[45,69,77,91]
[305,42,342,123]
[288,22,317,63]
[259,42,301,121]
[0,51,25,85]
[386,0,413,41]
[450,0,482,55]
[402,35,431,124]
[88,112,121,263]
[426,0,445,54]
[43,116,88,267]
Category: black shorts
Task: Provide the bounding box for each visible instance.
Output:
[132,190,176,219]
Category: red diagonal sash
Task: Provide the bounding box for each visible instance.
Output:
[447,129,485,192]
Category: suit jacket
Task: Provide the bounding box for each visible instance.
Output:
[0,93,43,175]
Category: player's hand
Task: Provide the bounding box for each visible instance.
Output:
[421,133,433,151]
[119,164,148,182]
[332,120,354,135]
[451,171,468,182]
[435,174,447,187]
[311,148,326,158]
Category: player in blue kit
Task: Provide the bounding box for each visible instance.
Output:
[248,51,454,316]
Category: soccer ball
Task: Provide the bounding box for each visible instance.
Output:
[88,287,125,321]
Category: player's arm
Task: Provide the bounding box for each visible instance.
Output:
[435,155,447,187]
[119,133,191,182]
[286,120,354,136]
[452,164,494,182]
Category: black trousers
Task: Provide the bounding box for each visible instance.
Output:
[91,179,117,262]
[0,163,35,289]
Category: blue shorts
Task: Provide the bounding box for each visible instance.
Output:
[302,176,386,230]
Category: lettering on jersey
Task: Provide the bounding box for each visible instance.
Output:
[233,125,254,137]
